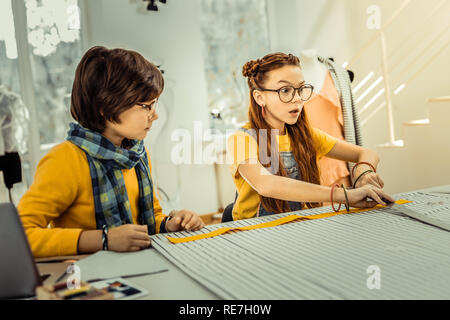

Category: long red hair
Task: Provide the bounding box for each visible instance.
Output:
[242,53,321,213]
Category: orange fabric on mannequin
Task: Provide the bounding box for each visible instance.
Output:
[304,71,351,188]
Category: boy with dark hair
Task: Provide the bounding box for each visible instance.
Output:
[18,46,204,258]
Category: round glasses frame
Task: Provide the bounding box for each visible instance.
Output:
[136,99,158,112]
[255,84,314,103]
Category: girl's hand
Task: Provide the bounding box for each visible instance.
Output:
[108,224,151,252]
[166,210,205,232]
[354,171,385,189]
[346,184,395,208]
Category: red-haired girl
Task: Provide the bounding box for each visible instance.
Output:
[227,53,394,220]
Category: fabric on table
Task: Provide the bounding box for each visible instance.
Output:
[152,190,450,299]
[167,200,412,244]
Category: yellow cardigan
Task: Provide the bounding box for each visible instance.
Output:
[18,141,167,258]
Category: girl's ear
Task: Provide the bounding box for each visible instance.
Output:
[252,89,265,107]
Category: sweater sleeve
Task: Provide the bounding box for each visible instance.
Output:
[145,149,167,234]
[17,143,84,259]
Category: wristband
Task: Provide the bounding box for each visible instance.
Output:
[352,169,374,189]
[165,215,172,227]
[352,162,376,179]
[102,225,109,251]
[341,184,350,212]
[330,184,342,213]
[163,211,175,232]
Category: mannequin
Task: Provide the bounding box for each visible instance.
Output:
[300,49,329,93]
[300,50,354,90]
[0,86,27,202]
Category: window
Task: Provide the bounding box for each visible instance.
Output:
[0,0,21,94]
[0,0,83,202]
[25,0,82,146]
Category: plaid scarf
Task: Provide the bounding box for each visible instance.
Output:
[66,123,156,234]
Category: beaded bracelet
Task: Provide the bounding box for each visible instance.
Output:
[101,224,109,251]
[162,211,176,232]
[352,169,374,189]
[330,184,342,213]
[341,184,350,212]
[351,161,376,179]
[164,215,172,231]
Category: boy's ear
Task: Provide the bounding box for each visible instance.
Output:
[252,89,265,107]
[100,110,112,122]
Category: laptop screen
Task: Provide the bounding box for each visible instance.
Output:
[0,203,42,299]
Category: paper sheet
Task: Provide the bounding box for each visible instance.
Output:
[75,249,170,282]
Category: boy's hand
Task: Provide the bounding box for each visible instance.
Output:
[166,210,205,232]
[108,224,151,252]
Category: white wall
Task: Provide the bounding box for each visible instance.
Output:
[267,0,356,65]
[377,99,450,194]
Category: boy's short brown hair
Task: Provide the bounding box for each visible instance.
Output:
[70,46,164,132]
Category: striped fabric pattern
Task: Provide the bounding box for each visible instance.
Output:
[66,123,156,234]
[152,191,450,299]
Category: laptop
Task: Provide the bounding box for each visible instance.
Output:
[0,202,42,299]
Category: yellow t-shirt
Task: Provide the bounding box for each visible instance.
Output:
[17,141,166,258]
[227,123,338,220]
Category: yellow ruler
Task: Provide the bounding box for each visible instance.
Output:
[166,200,412,244]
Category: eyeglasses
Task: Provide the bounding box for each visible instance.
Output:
[136,99,158,112]
[255,84,314,103]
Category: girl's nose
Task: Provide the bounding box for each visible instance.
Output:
[292,89,302,102]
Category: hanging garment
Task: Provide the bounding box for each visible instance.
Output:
[304,71,351,187]
[318,56,363,145]
[305,56,363,186]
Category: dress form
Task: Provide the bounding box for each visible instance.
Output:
[300,49,328,92]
